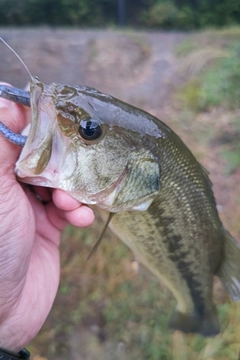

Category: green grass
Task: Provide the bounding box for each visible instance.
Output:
[178,44,240,111]
[177,27,240,112]
[176,29,240,174]
[221,150,240,175]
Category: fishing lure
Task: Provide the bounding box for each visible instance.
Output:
[0,38,32,145]
[0,85,29,146]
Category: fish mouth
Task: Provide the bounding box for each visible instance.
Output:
[15,113,77,187]
[16,175,54,187]
[15,81,77,186]
[16,168,52,190]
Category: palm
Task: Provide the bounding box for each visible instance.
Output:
[0,99,94,351]
[0,176,62,350]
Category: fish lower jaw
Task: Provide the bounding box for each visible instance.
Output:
[15,166,55,187]
[16,174,54,187]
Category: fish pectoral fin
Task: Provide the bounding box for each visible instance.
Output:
[169,309,220,337]
[131,198,154,211]
[217,230,240,301]
[112,152,160,211]
[87,212,114,260]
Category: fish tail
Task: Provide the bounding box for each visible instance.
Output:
[217,229,240,301]
[169,309,220,337]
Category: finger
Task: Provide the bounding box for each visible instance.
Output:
[46,201,94,234]
[0,84,28,132]
[63,205,95,228]
[46,202,69,235]
[52,189,84,211]
[52,189,95,227]
[0,97,28,169]
[25,187,65,244]
[31,185,52,203]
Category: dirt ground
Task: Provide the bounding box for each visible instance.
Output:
[0,28,239,359]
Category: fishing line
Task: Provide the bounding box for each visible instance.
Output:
[0,37,33,80]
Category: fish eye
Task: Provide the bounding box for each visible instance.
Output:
[78,119,102,142]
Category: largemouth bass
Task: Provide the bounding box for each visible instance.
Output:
[1,77,240,337]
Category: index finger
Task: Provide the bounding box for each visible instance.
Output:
[0,85,29,169]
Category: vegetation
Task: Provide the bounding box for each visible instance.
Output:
[176,28,240,173]
[1,0,240,29]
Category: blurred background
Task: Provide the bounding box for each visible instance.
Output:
[0,1,240,359]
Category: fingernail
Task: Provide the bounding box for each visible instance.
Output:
[0,97,12,109]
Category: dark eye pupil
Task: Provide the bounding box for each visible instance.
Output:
[79,119,102,141]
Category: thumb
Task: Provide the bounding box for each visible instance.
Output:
[0,96,28,171]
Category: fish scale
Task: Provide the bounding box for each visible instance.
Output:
[111,207,196,314]
[109,133,223,335]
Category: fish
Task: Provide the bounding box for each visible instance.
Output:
[1,76,240,338]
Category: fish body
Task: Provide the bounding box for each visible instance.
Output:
[5,78,240,336]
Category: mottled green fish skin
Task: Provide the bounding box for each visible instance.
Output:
[15,79,240,337]
[110,132,223,336]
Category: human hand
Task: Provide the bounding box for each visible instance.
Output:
[0,95,95,352]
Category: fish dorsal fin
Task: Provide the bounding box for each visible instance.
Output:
[87,212,114,260]
[198,162,213,186]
